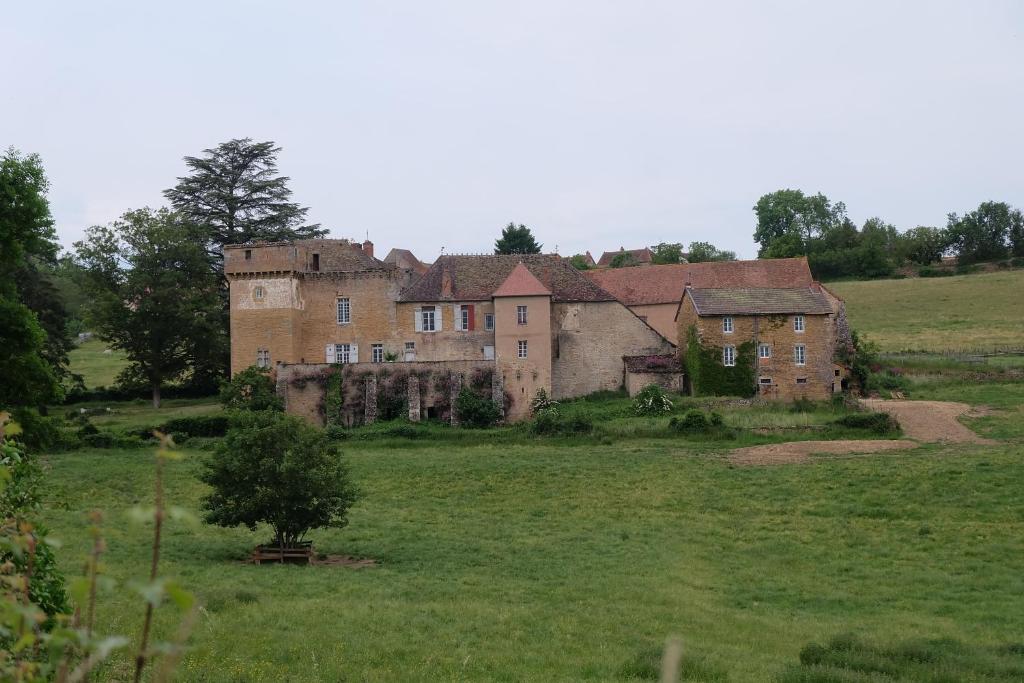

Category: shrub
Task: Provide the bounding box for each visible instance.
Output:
[633,384,673,416]
[201,411,359,549]
[918,265,954,278]
[159,415,229,438]
[832,411,900,435]
[219,365,283,412]
[530,388,558,414]
[1012,256,1024,268]
[669,410,731,438]
[790,397,816,413]
[9,408,64,452]
[866,369,912,395]
[455,388,501,428]
[530,408,593,436]
[324,424,349,441]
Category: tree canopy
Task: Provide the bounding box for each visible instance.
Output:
[753,189,847,259]
[650,242,685,264]
[946,201,1024,264]
[0,149,62,409]
[164,138,325,256]
[201,411,358,549]
[494,223,542,254]
[686,241,736,263]
[75,208,223,407]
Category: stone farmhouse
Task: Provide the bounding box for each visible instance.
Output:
[226,240,849,424]
[225,240,672,423]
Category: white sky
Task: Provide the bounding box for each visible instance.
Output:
[3,1,1022,260]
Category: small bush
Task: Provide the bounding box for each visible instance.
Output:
[219,366,284,412]
[159,415,229,438]
[385,423,427,439]
[918,266,954,278]
[1011,256,1024,268]
[81,432,115,448]
[324,424,349,441]
[866,370,912,395]
[955,263,980,275]
[633,384,673,416]
[832,412,900,435]
[790,397,816,413]
[454,388,501,428]
[530,388,558,414]
[530,408,594,436]
[669,410,732,439]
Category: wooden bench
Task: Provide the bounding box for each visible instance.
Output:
[251,542,313,565]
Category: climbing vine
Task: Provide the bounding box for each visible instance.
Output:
[324,366,344,426]
[683,326,756,397]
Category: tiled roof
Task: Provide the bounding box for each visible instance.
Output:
[584,258,813,305]
[383,248,430,274]
[687,287,833,315]
[596,247,654,267]
[493,263,553,297]
[399,254,615,302]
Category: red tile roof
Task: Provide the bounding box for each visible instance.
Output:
[584,258,813,305]
[400,254,614,303]
[493,262,553,297]
[596,247,654,267]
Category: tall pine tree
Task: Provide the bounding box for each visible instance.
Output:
[164,138,325,256]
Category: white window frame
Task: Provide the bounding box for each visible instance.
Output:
[517,340,528,358]
[404,341,415,361]
[460,306,469,331]
[335,343,351,364]
[758,343,771,359]
[759,377,772,385]
[256,348,270,368]
[337,297,351,325]
[484,313,494,331]
[722,316,734,334]
[723,345,736,367]
[517,305,528,325]
[794,344,806,366]
[794,315,805,333]
[371,344,384,363]
[421,306,436,332]
[253,285,265,300]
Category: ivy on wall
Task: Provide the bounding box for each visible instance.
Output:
[683,325,756,397]
[324,365,344,426]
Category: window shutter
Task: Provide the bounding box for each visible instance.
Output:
[467,304,475,330]
[414,308,422,332]
[452,304,461,331]
[435,307,442,331]
[326,344,336,363]
[350,344,359,363]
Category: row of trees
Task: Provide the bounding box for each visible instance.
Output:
[754,189,1024,279]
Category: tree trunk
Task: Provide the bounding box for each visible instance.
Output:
[152,384,161,409]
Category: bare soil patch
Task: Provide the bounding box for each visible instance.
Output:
[861,399,994,444]
[729,440,919,466]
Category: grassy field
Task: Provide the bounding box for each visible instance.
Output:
[829,269,1024,352]
[68,337,128,388]
[37,379,1024,682]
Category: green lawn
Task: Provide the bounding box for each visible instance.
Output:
[38,391,1024,681]
[68,337,128,388]
[829,269,1024,352]
[59,397,223,431]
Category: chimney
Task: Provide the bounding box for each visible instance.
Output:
[362,240,374,258]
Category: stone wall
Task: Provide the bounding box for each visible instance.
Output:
[550,301,674,400]
[276,360,496,426]
[625,371,685,396]
[627,302,680,344]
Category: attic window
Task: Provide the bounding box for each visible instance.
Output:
[722,316,734,334]
[794,315,805,333]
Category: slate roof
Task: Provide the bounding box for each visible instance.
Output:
[493,263,553,297]
[686,287,833,315]
[596,247,654,267]
[584,258,814,305]
[400,254,615,302]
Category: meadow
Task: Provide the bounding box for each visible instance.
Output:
[829,269,1024,352]
[34,271,1024,681]
[67,337,129,388]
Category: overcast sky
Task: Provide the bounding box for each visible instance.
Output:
[4,1,1022,260]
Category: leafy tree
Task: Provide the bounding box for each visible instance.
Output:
[201,410,358,549]
[164,138,324,256]
[75,208,223,407]
[609,252,638,268]
[567,254,592,270]
[946,201,1023,264]
[219,366,284,412]
[494,222,542,254]
[898,226,948,266]
[753,189,847,258]
[0,149,62,409]
[14,261,78,388]
[650,242,686,264]
[686,241,737,263]
[454,387,500,427]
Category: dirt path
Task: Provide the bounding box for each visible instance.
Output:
[860,399,993,444]
[729,439,919,466]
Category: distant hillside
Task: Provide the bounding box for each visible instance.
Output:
[829,269,1024,353]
